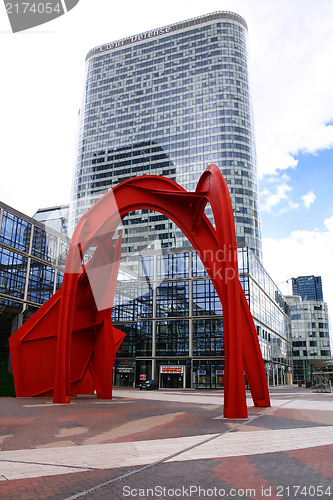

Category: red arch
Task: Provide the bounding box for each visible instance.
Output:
[9,165,270,418]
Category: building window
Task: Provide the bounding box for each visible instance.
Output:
[112,285,137,321]
[0,247,27,299]
[193,279,222,316]
[157,253,189,279]
[116,321,152,357]
[31,227,58,263]
[58,240,69,267]
[156,320,189,356]
[0,211,31,252]
[192,251,208,277]
[27,261,55,303]
[193,318,223,356]
[156,281,189,317]
[138,255,154,281]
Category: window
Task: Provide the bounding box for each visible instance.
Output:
[31,227,58,263]
[192,251,208,277]
[156,281,189,317]
[0,247,27,299]
[193,280,222,316]
[27,262,55,303]
[156,320,189,356]
[193,318,223,356]
[116,322,152,357]
[0,211,31,252]
[157,253,189,279]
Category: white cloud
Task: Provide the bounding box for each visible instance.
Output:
[265,173,291,184]
[288,201,300,210]
[247,0,333,177]
[0,0,331,351]
[302,190,316,208]
[278,201,300,215]
[0,0,333,213]
[263,214,333,338]
[260,183,292,212]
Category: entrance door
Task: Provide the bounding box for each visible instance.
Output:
[115,368,135,387]
[161,373,184,388]
[159,365,185,388]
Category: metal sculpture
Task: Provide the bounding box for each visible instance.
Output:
[9,165,270,418]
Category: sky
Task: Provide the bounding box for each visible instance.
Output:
[1,0,333,330]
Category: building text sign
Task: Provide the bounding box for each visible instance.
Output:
[161,366,184,374]
[86,26,172,60]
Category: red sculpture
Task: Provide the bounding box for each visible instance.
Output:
[9,165,270,418]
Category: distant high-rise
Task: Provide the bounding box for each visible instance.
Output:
[69,11,262,262]
[0,201,68,362]
[33,205,69,236]
[292,275,323,301]
[285,295,331,384]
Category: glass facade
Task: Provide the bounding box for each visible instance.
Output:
[285,295,331,384]
[0,202,69,361]
[291,275,324,302]
[239,247,292,385]
[2,13,297,390]
[193,318,223,356]
[69,11,262,262]
[112,246,291,389]
[0,197,292,388]
[33,205,69,235]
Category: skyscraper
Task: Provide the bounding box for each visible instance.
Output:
[33,205,69,235]
[292,275,324,301]
[69,11,262,263]
[286,295,331,384]
[0,201,68,363]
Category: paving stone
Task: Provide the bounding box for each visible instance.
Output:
[0,387,332,499]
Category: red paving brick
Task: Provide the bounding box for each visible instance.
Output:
[0,387,332,499]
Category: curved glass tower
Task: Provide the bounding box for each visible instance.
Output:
[69,11,262,261]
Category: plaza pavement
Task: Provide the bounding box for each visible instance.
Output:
[0,386,332,499]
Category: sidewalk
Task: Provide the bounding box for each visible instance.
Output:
[0,387,332,499]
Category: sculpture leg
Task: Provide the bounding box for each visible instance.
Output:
[223,288,248,419]
[53,275,77,403]
[92,317,116,399]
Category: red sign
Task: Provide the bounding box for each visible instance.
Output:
[140,374,147,381]
[161,366,183,374]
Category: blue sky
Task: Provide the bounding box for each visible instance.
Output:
[1,0,333,324]
[260,148,333,238]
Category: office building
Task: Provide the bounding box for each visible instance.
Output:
[0,13,295,389]
[112,246,292,388]
[69,11,263,262]
[33,205,69,236]
[291,275,323,302]
[0,201,68,362]
[66,11,294,387]
[0,197,291,387]
[285,295,331,384]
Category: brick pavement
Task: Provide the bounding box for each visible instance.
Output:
[0,387,332,499]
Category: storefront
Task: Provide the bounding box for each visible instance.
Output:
[192,360,225,389]
[114,362,135,387]
[159,365,185,389]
